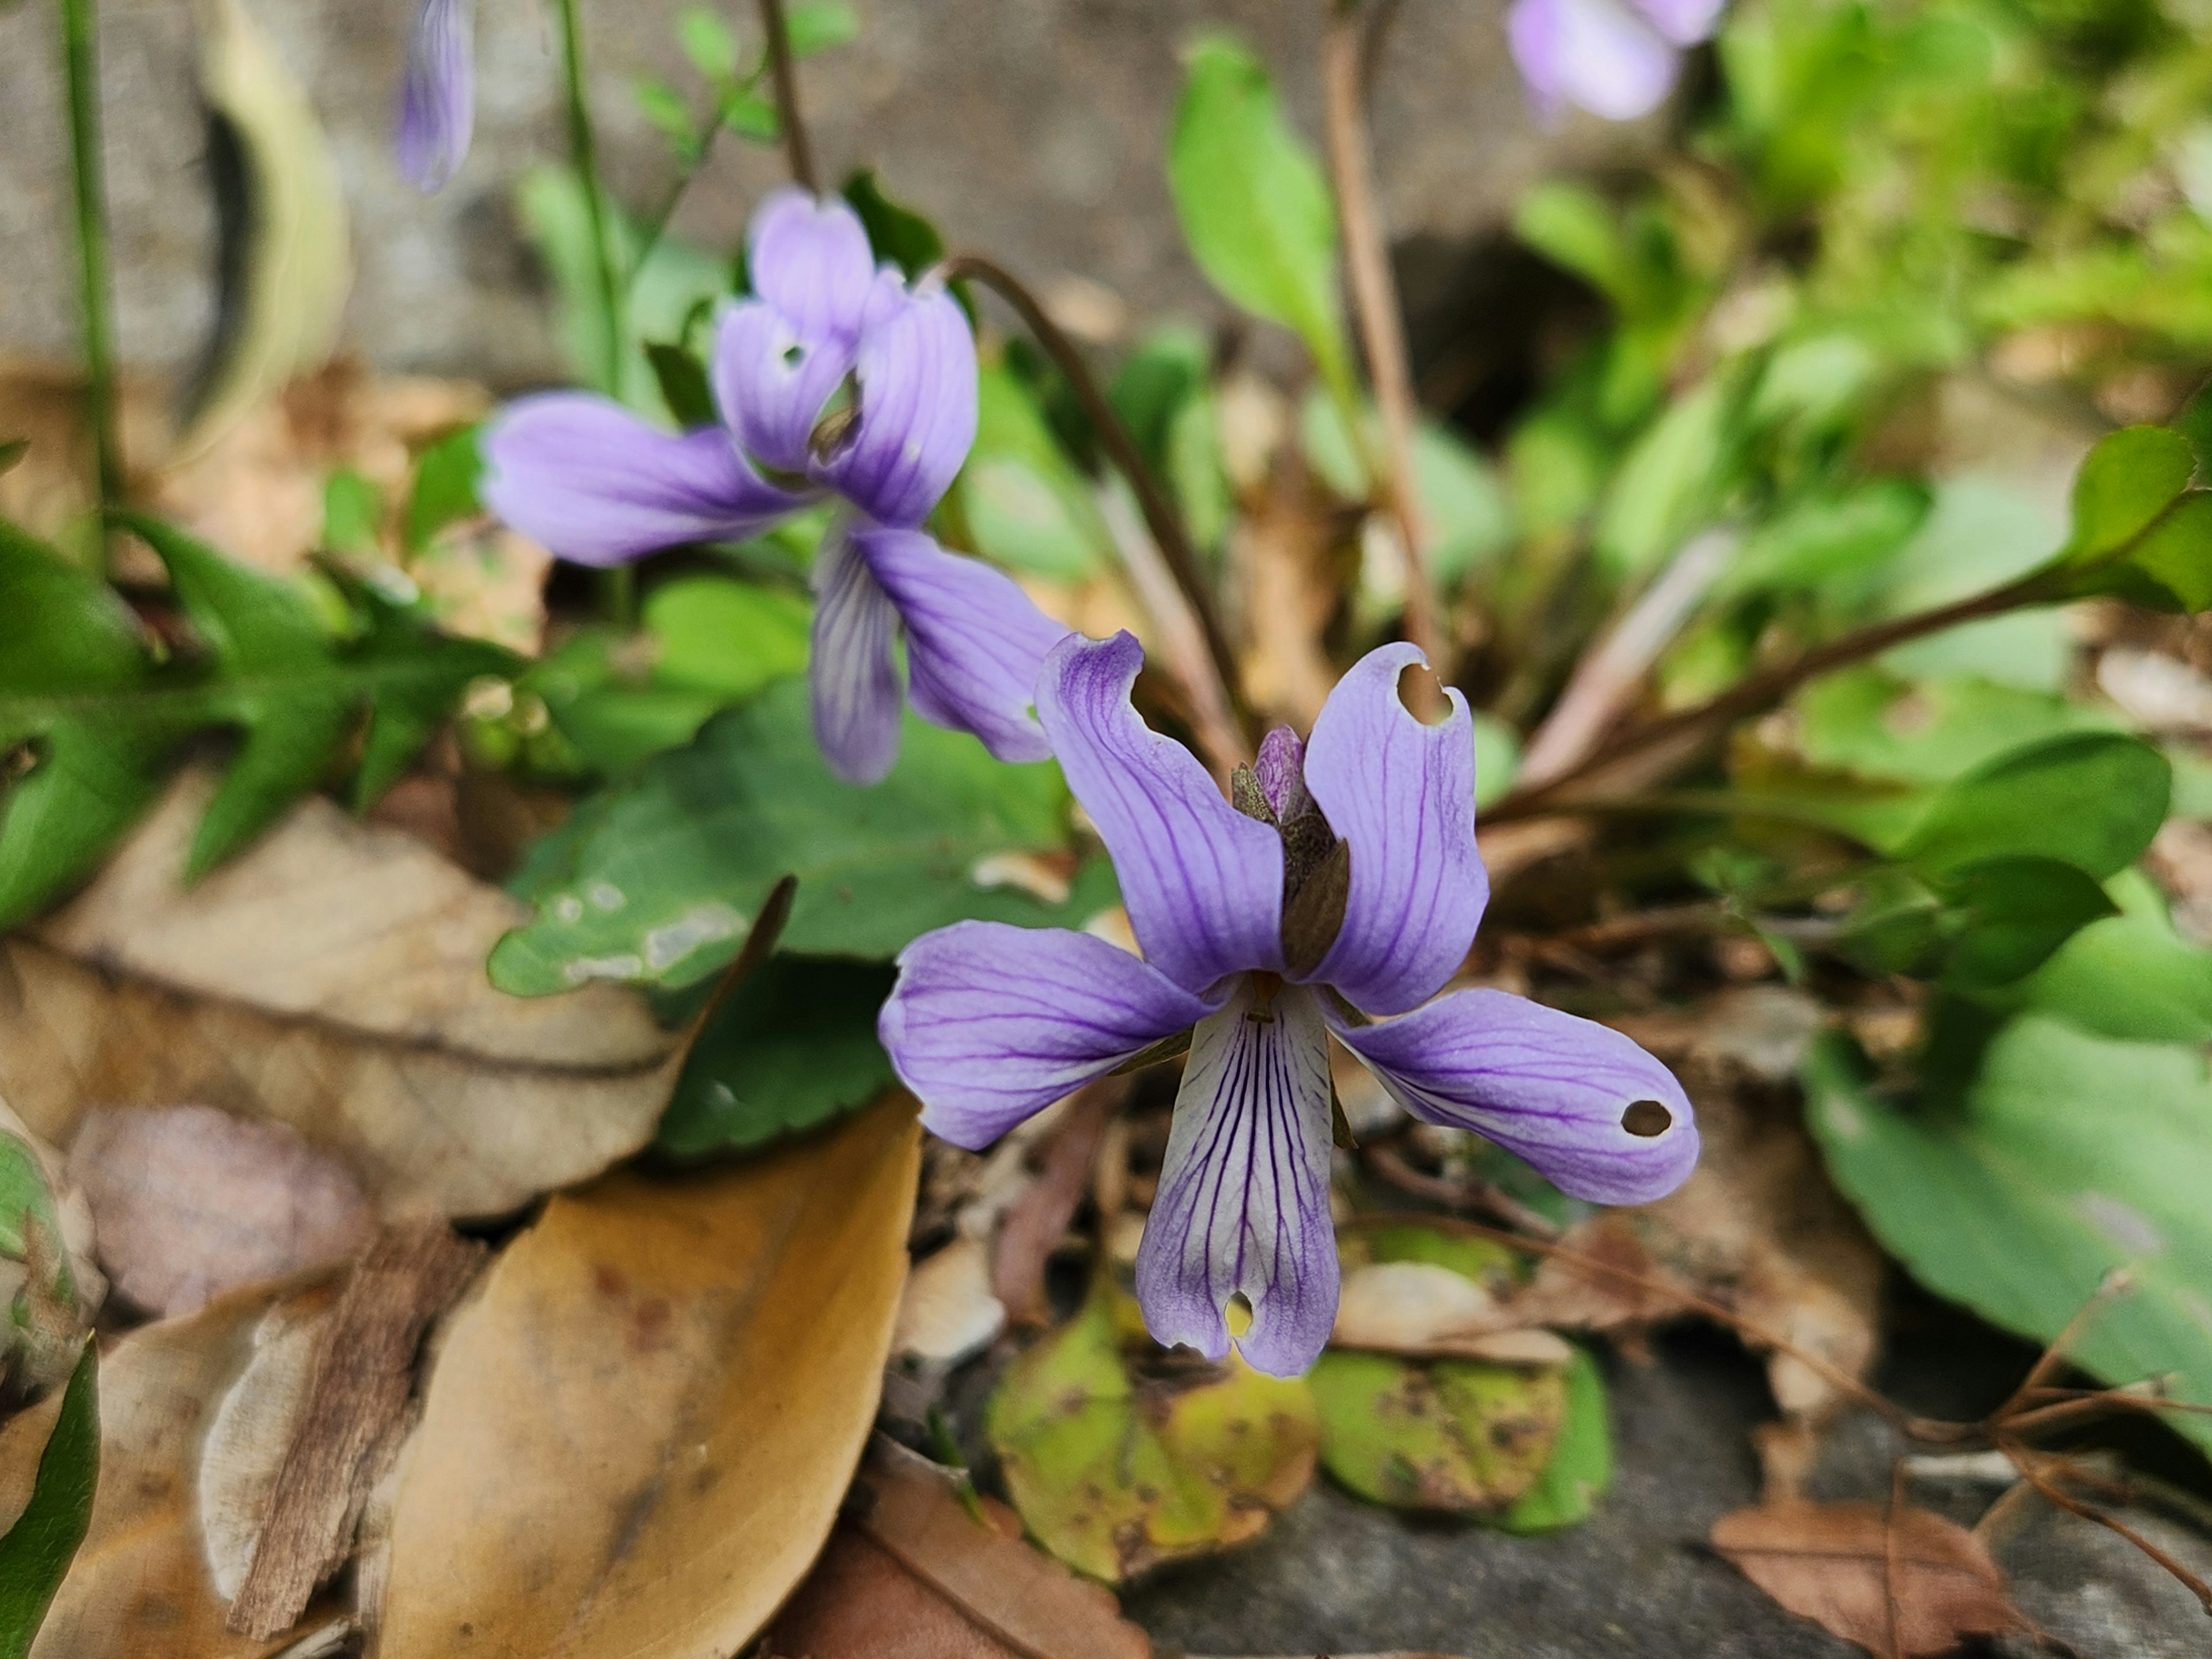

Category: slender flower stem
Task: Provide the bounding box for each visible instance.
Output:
[554,0,624,397]
[940,253,1255,752]
[59,0,122,559]
[552,0,632,626]
[1483,565,2063,823]
[757,0,817,191]
[1320,0,1444,675]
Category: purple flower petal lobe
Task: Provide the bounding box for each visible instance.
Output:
[1037,632,1286,994]
[1508,0,1681,123]
[1302,643,1487,1016]
[397,0,474,192]
[1329,988,1698,1205]
[1629,0,1724,47]
[746,188,884,346]
[817,285,978,529]
[1135,978,1339,1377]
[881,921,1215,1149]
[480,393,799,566]
[857,527,1071,764]
[809,525,904,783]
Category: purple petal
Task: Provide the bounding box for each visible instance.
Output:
[1254,725,1313,821]
[817,285,978,529]
[746,188,884,347]
[480,393,799,567]
[1135,978,1339,1377]
[881,921,1214,1149]
[1037,632,1285,994]
[1507,0,1681,124]
[809,525,904,783]
[1329,990,1698,1205]
[397,0,474,192]
[857,527,1070,764]
[1302,643,1486,1016]
[1627,0,1723,46]
[712,300,859,477]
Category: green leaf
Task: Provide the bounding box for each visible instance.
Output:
[1714,480,1929,601]
[1805,1024,2212,1455]
[0,1342,98,1659]
[953,361,1112,580]
[1900,732,2170,880]
[1795,669,2118,788]
[2019,878,2212,1043]
[1936,856,2118,991]
[404,425,484,553]
[1593,376,1738,578]
[643,342,717,429]
[1472,714,1521,811]
[719,88,780,143]
[1168,35,1347,392]
[657,956,895,1157]
[1515,182,1634,308]
[676,5,738,81]
[1493,1346,1612,1534]
[2061,426,2195,565]
[0,516,513,923]
[1414,421,1514,588]
[987,1283,1318,1582]
[840,171,945,279]
[644,575,810,699]
[2104,491,2212,612]
[1311,1350,1566,1512]
[488,677,1116,993]
[633,77,699,158]
[320,469,384,557]
[785,0,857,54]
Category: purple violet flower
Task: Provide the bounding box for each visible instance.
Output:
[480,190,1071,783]
[1507,0,1724,124]
[878,631,1699,1377]
[398,0,475,192]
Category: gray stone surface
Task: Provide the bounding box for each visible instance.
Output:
[0,0,1654,389]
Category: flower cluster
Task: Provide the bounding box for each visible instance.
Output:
[480,191,1071,783]
[467,177,1699,1376]
[880,631,1698,1376]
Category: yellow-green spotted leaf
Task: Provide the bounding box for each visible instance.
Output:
[1311,1349,1566,1513]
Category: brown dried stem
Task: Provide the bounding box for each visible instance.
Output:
[941,253,1253,761]
[757,0,817,191]
[1319,0,1445,675]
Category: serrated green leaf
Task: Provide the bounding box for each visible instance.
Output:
[489,677,1118,994]
[643,342,717,429]
[0,1342,97,1659]
[841,170,946,279]
[1805,1024,2212,1456]
[657,956,895,1156]
[1168,35,1347,393]
[1900,732,2169,880]
[405,425,484,552]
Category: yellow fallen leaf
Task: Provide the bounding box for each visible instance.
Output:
[0,775,683,1219]
[372,1097,921,1658]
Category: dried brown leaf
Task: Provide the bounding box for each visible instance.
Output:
[1711,1499,2027,1657]
[69,1105,377,1317]
[993,1081,1116,1326]
[372,1099,921,1659]
[764,1441,1152,1659]
[893,1237,1007,1366]
[0,774,683,1220]
[1332,1260,1573,1365]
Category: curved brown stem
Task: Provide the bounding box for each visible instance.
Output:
[940,253,1253,753]
[1320,1,1445,674]
[757,0,817,191]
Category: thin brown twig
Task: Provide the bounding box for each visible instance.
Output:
[756,0,817,191]
[1986,1270,2132,1427]
[1361,1143,1565,1240]
[941,252,1253,760]
[1319,1,1445,677]
[2001,1442,2212,1616]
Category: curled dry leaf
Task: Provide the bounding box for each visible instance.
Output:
[1332,1262,1573,1366]
[763,1441,1152,1659]
[68,1105,377,1318]
[893,1237,1008,1368]
[0,774,683,1221]
[1710,1500,2027,1657]
[370,1099,921,1659]
[30,1271,351,1658]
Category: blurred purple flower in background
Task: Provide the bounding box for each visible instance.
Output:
[483,190,1070,783]
[397,0,475,191]
[1508,0,1724,123]
[880,631,1698,1377]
